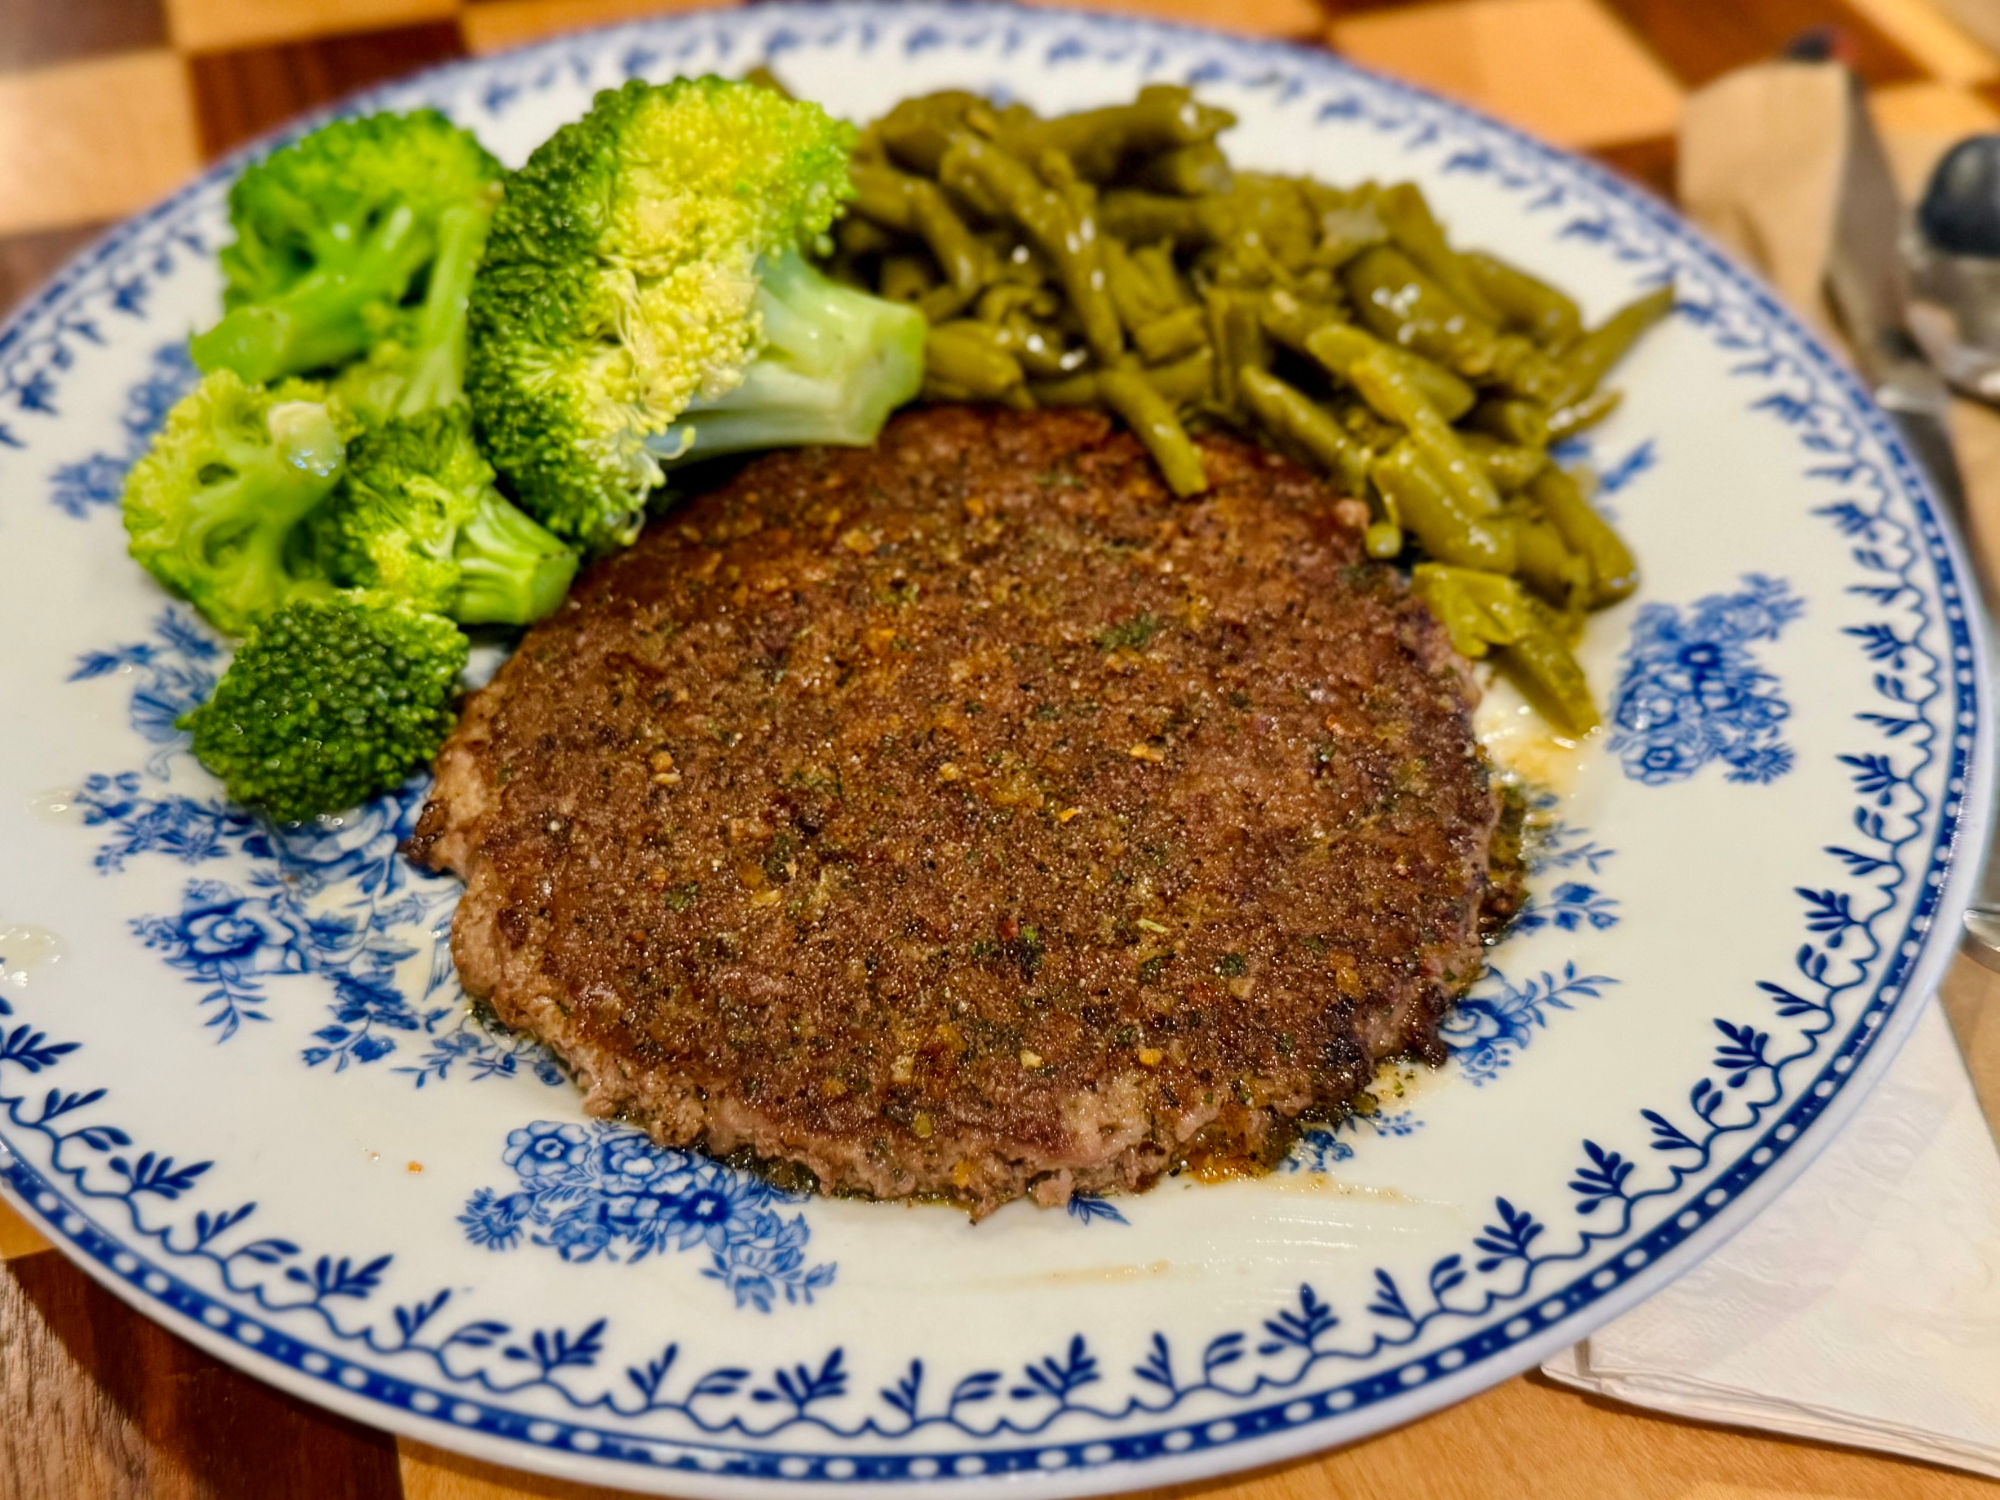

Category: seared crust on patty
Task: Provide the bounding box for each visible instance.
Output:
[412,407,1507,1215]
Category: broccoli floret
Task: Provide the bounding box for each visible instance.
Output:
[192,110,502,390]
[314,403,578,624]
[123,368,358,635]
[467,76,925,553]
[180,593,467,821]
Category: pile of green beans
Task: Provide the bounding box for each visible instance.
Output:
[822,84,1671,737]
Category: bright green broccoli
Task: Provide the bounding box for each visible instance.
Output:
[123,368,358,635]
[180,593,468,821]
[466,76,926,553]
[191,110,502,391]
[313,403,578,625]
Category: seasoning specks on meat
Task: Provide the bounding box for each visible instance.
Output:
[412,407,1511,1216]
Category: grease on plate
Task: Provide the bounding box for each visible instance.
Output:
[0,925,65,994]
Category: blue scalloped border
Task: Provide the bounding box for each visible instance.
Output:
[0,1,1988,1491]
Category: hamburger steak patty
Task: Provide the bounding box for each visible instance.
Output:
[411,407,1514,1215]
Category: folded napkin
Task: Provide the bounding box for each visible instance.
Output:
[1543,1002,2000,1477]
[1544,63,2000,1479]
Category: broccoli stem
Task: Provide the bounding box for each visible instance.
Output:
[452,486,580,624]
[191,204,429,383]
[644,251,925,464]
[390,200,489,417]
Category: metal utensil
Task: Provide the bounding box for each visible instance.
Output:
[1822,76,2000,969]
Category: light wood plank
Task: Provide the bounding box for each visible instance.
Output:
[402,1372,2000,1499]
[164,0,459,54]
[0,1198,49,1262]
[1160,1375,1999,1500]
[1012,0,1324,40]
[1847,0,2000,84]
[0,51,199,236]
[1871,78,2000,144]
[0,1251,404,1497]
[400,1436,646,1498]
[461,0,741,56]
[1330,0,1684,150]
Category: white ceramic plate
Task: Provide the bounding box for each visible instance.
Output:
[0,4,1989,1493]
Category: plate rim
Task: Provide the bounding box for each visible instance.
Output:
[0,3,1992,1494]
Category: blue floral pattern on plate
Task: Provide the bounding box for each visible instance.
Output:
[1609,574,1805,785]
[460,1121,836,1311]
[46,342,199,517]
[67,609,569,1080]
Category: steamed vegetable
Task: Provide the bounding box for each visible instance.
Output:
[312,403,577,625]
[466,76,927,553]
[180,593,467,821]
[122,369,356,634]
[191,110,502,392]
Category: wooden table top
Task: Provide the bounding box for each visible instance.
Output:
[7,0,2000,1494]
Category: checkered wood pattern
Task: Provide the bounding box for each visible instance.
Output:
[10,0,2000,1496]
[2,0,1997,312]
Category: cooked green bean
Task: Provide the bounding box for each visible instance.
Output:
[1410,565,1597,735]
[926,320,1029,405]
[1338,399,1400,454]
[1099,367,1208,496]
[1459,250,1582,349]
[1099,190,1218,246]
[1409,564,1494,658]
[1467,396,1549,448]
[1344,244,1499,376]
[1545,385,1622,440]
[972,285,1079,374]
[997,319,1086,378]
[939,133,1124,363]
[1288,316,1475,422]
[850,161,991,310]
[1371,443,1514,572]
[1027,370,1099,407]
[879,252,937,305]
[1500,607,1598,734]
[1149,348,1215,407]
[1018,85,1234,183]
[1217,174,1321,277]
[1343,245,1564,400]
[1511,517,1590,609]
[1300,182,1389,267]
[1258,287,1337,349]
[876,91,984,176]
[1204,288,1266,417]
[1365,521,1404,558]
[1488,335,1567,404]
[1369,182,1503,324]
[1133,305,1207,364]
[1550,284,1674,409]
[832,212,897,259]
[848,160,920,230]
[1240,367,1371,495]
[1460,432,1545,490]
[1131,141,1233,197]
[1530,465,1638,605]
[1130,243,1192,309]
[1347,351,1501,516]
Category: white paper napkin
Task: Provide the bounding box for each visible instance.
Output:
[1542,1000,2000,1477]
